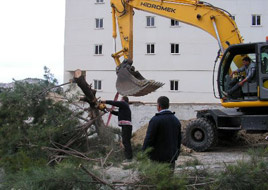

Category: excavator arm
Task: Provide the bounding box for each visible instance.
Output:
[111,0,243,96]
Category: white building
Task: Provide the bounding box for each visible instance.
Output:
[64,0,268,104]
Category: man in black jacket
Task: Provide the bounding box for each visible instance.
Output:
[101,96,133,161]
[142,96,181,169]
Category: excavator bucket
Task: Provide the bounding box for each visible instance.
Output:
[116,60,164,96]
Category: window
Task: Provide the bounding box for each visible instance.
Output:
[95,18,103,29]
[252,15,261,26]
[170,80,179,91]
[171,19,179,27]
[171,43,179,54]
[261,46,268,74]
[95,44,103,55]
[146,16,155,27]
[94,80,102,90]
[146,43,155,54]
[96,0,104,3]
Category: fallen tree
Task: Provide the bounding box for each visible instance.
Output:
[0,68,122,185]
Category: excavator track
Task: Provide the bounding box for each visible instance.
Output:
[116,61,164,96]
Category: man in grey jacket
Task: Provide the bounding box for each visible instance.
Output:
[226,56,256,96]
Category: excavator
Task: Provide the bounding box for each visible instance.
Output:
[109,0,268,151]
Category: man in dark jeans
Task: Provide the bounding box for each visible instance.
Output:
[142,96,181,170]
[101,96,133,162]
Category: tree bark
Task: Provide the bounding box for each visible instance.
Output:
[74,69,97,106]
[73,69,106,138]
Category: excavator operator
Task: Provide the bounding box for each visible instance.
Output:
[224,56,256,98]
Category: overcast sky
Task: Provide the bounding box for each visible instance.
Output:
[0,0,65,84]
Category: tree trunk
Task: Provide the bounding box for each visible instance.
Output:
[73,69,107,138]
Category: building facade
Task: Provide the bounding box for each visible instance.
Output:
[64,0,268,104]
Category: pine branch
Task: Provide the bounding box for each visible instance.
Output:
[42,146,100,162]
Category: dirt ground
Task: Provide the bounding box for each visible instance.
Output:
[132,120,268,172]
[100,120,268,184]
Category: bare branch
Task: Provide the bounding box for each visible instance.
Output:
[80,164,116,190]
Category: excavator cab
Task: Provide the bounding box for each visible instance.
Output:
[116,59,164,96]
[218,42,268,105]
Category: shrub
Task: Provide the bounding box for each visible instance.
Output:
[134,150,187,189]
[214,147,268,190]
[0,80,82,172]
[1,163,100,190]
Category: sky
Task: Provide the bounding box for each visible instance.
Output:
[0,0,65,84]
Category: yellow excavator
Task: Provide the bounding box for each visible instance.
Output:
[110,0,268,151]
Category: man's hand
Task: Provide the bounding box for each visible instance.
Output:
[230,70,237,78]
[239,78,247,86]
[106,108,113,112]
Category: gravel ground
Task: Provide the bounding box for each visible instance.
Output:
[103,143,267,185]
[176,145,253,172]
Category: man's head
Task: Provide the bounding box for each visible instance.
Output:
[242,56,251,66]
[122,96,129,103]
[157,96,169,111]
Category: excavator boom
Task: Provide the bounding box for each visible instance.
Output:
[111,0,243,96]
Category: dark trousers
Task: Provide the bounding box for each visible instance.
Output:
[170,161,175,170]
[228,83,241,95]
[121,125,133,159]
[227,78,241,95]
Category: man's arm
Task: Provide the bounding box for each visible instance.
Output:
[103,100,125,108]
[239,78,248,86]
[111,110,118,116]
[236,65,246,73]
[142,118,158,151]
[173,122,182,160]
[239,64,256,86]
[230,66,245,77]
[245,63,256,81]
[101,100,121,115]
[177,122,181,151]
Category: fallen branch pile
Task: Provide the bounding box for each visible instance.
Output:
[42,69,111,165]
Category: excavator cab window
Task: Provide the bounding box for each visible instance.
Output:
[259,45,268,100]
[261,50,268,74]
[219,43,258,101]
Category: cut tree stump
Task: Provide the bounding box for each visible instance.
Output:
[73,69,106,138]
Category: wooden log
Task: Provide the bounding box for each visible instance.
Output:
[74,69,97,106]
[73,69,107,138]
